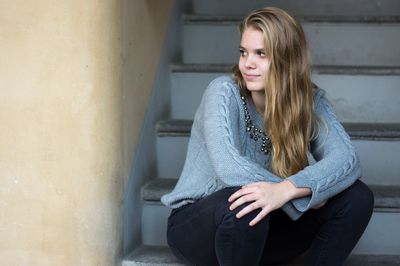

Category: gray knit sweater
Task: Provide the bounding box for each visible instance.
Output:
[161,76,361,220]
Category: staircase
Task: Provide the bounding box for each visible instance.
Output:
[123,0,400,265]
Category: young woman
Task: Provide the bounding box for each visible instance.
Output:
[161,7,374,266]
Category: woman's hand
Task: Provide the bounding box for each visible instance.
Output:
[228,181,293,226]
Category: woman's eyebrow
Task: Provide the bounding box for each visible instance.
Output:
[239,45,265,52]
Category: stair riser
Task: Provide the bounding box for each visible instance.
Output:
[171,72,400,123]
[157,137,189,179]
[171,72,221,120]
[157,137,400,186]
[193,0,400,16]
[142,203,170,246]
[183,24,400,66]
[142,203,400,255]
[353,211,400,255]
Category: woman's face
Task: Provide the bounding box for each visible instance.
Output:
[238,26,271,93]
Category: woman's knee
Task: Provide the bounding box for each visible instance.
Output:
[214,188,270,231]
[342,180,374,219]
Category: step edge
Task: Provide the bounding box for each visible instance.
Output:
[156,120,400,140]
[123,245,184,266]
[123,245,400,265]
[170,64,400,75]
[183,14,400,24]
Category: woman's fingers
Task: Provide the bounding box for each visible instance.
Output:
[227,190,242,203]
[235,200,272,226]
[228,186,256,203]
[228,182,290,226]
[229,193,257,211]
[235,200,263,218]
[249,208,270,226]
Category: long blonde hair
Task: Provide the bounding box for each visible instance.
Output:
[233,7,318,178]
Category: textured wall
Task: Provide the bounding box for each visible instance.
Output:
[122,0,173,185]
[122,0,177,254]
[0,0,172,265]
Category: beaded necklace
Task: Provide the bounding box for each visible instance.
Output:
[240,92,272,155]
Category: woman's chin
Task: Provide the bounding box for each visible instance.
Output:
[246,85,264,92]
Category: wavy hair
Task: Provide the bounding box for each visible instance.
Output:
[233,7,319,178]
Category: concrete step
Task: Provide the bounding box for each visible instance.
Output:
[171,64,400,74]
[182,16,400,66]
[184,14,400,24]
[156,120,400,140]
[123,245,400,266]
[170,66,400,123]
[123,246,183,266]
[192,0,400,17]
[156,120,400,185]
[140,179,400,254]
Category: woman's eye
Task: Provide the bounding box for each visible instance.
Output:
[239,49,247,56]
[257,51,266,57]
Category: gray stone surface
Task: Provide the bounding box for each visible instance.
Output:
[345,123,400,140]
[122,246,184,266]
[123,246,400,266]
[142,178,178,201]
[192,0,400,17]
[184,14,400,24]
[170,64,400,75]
[156,120,192,137]
[183,23,400,66]
[371,185,400,209]
[157,119,400,140]
[345,255,400,265]
[169,70,400,123]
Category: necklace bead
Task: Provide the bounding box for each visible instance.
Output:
[240,92,272,155]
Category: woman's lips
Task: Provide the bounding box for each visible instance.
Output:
[244,74,260,81]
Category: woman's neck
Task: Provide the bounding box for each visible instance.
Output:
[251,91,266,115]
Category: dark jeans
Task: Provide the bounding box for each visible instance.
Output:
[167,180,374,266]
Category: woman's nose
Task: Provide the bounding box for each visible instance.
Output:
[245,55,255,68]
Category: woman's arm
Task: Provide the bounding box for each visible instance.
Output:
[229,91,357,224]
[287,91,362,211]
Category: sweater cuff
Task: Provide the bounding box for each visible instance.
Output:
[281,201,303,221]
[287,173,318,212]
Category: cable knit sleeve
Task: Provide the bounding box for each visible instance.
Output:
[200,77,283,186]
[288,90,362,212]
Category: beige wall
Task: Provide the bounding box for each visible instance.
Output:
[0,0,173,265]
[122,0,173,186]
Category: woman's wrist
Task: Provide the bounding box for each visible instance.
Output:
[280,180,311,201]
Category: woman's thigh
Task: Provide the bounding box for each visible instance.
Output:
[261,179,374,265]
[260,207,321,265]
[167,186,271,266]
[167,187,242,265]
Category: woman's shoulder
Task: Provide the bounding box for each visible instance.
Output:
[196,75,242,119]
[313,85,327,107]
[209,75,236,86]
[205,75,239,96]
